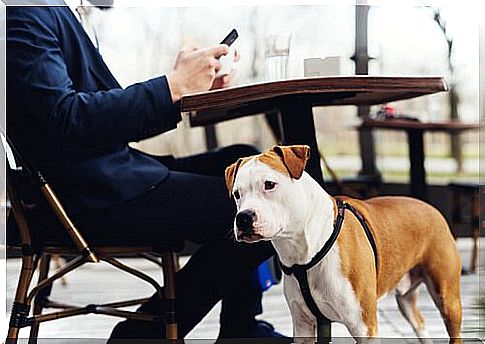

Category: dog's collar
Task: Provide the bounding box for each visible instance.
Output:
[279,198,379,322]
[279,198,346,276]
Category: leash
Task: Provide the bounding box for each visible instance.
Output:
[279,198,379,322]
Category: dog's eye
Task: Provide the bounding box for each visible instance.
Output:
[233,190,241,200]
[264,181,276,190]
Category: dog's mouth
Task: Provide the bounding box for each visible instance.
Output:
[235,231,264,243]
[235,227,283,243]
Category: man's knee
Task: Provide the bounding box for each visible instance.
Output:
[219,144,260,160]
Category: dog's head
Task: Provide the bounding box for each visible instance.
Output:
[225,145,310,243]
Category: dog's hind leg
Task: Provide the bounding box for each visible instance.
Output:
[394,270,431,344]
[423,248,463,344]
[423,271,462,344]
[395,288,432,344]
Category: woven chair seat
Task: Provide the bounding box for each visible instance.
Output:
[7,213,184,254]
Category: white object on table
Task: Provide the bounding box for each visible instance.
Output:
[304,56,342,77]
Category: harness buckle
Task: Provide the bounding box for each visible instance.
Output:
[292,265,306,277]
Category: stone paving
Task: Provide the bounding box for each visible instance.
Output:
[5,238,484,343]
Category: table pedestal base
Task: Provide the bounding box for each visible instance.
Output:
[278,100,324,186]
[317,318,332,344]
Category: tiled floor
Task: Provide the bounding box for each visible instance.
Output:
[5,239,484,343]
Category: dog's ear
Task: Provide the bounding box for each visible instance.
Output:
[270,145,310,179]
[225,158,243,197]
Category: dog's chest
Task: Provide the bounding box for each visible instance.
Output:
[283,249,363,325]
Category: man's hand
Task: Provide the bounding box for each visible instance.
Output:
[167,44,229,102]
[211,49,240,90]
[210,70,237,90]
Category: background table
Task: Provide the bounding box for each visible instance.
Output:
[360,119,479,200]
[181,76,448,187]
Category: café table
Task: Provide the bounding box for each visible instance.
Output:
[360,118,479,201]
[179,75,447,341]
[181,76,447,186]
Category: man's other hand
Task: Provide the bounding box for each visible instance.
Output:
[167,44,229,102]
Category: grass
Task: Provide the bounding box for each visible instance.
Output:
[326,168,480,184]
[319,138,480,160]
[322,148,480,160]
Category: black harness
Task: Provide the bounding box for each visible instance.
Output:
[279,198,379,321]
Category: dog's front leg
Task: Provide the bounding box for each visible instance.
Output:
[291,308,316,344]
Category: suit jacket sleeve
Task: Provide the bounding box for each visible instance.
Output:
[7,7,181,147]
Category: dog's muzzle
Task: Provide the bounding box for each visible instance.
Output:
[235,209,257,237]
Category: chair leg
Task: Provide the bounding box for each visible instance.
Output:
[471,190,480,274]
[52,255,68,286]
[162,252,178,340]
[471,228,479,273]
[28,255,52,344]
[173,253,180,272]
[7,255,37,344]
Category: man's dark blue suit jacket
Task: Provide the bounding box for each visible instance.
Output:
[7,3,181,213]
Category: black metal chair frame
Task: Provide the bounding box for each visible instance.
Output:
[2,133,180,343]
[449,182,481,274]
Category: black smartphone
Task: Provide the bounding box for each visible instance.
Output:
[220,29,238,47]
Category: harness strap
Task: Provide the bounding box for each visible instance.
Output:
[293,268,327,320]
[344,203,379,275]
[279,198,379,322]
[280,199,346,276]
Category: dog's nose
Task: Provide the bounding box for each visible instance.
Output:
[236,209,257,233]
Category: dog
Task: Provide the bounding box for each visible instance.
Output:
[225,145,462,343]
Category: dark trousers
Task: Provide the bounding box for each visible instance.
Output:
[71,145,275,337]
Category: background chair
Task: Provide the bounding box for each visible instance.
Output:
[2,132,183,344]
[449,182,482,274]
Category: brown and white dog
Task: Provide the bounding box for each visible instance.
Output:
[225,145,462,343]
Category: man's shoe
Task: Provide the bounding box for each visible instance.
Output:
[217,319,289,343]
[251,320,286,338]
[107,319,165,343]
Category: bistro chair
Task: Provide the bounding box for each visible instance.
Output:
[2,132,183,344]
[449,182,482,274]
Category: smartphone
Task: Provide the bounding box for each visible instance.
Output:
[220,29,238,47]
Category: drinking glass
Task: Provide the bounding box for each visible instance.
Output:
[264,33,291,81]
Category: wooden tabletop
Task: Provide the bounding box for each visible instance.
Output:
[180,76,448,126]
[360,118,479,132]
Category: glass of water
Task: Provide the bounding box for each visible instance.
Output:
[264,33,291,81]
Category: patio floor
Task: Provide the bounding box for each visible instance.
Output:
[5,238,484,343]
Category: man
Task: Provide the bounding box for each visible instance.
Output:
[6,0,283,339]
